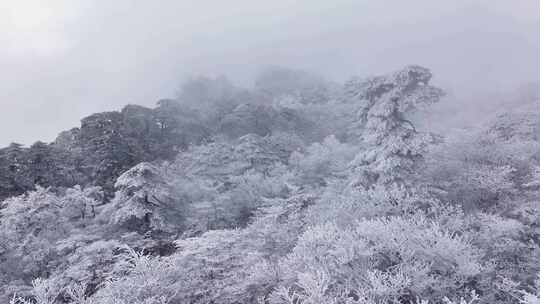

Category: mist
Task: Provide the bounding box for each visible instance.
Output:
[1,0,539,146]
[4,2,540,302]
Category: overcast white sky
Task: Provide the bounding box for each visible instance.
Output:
[1,0,539,146]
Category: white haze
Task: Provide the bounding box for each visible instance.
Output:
[1,0,539,146]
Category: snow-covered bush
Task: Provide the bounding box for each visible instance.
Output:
[272,215,484,303]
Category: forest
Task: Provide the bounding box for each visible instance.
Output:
[1,65,539,304]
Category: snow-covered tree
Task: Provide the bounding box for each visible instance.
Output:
[346,65,445,191]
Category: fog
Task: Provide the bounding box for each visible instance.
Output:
[1,0,539,146]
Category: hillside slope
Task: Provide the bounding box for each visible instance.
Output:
[1,66,539,304]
